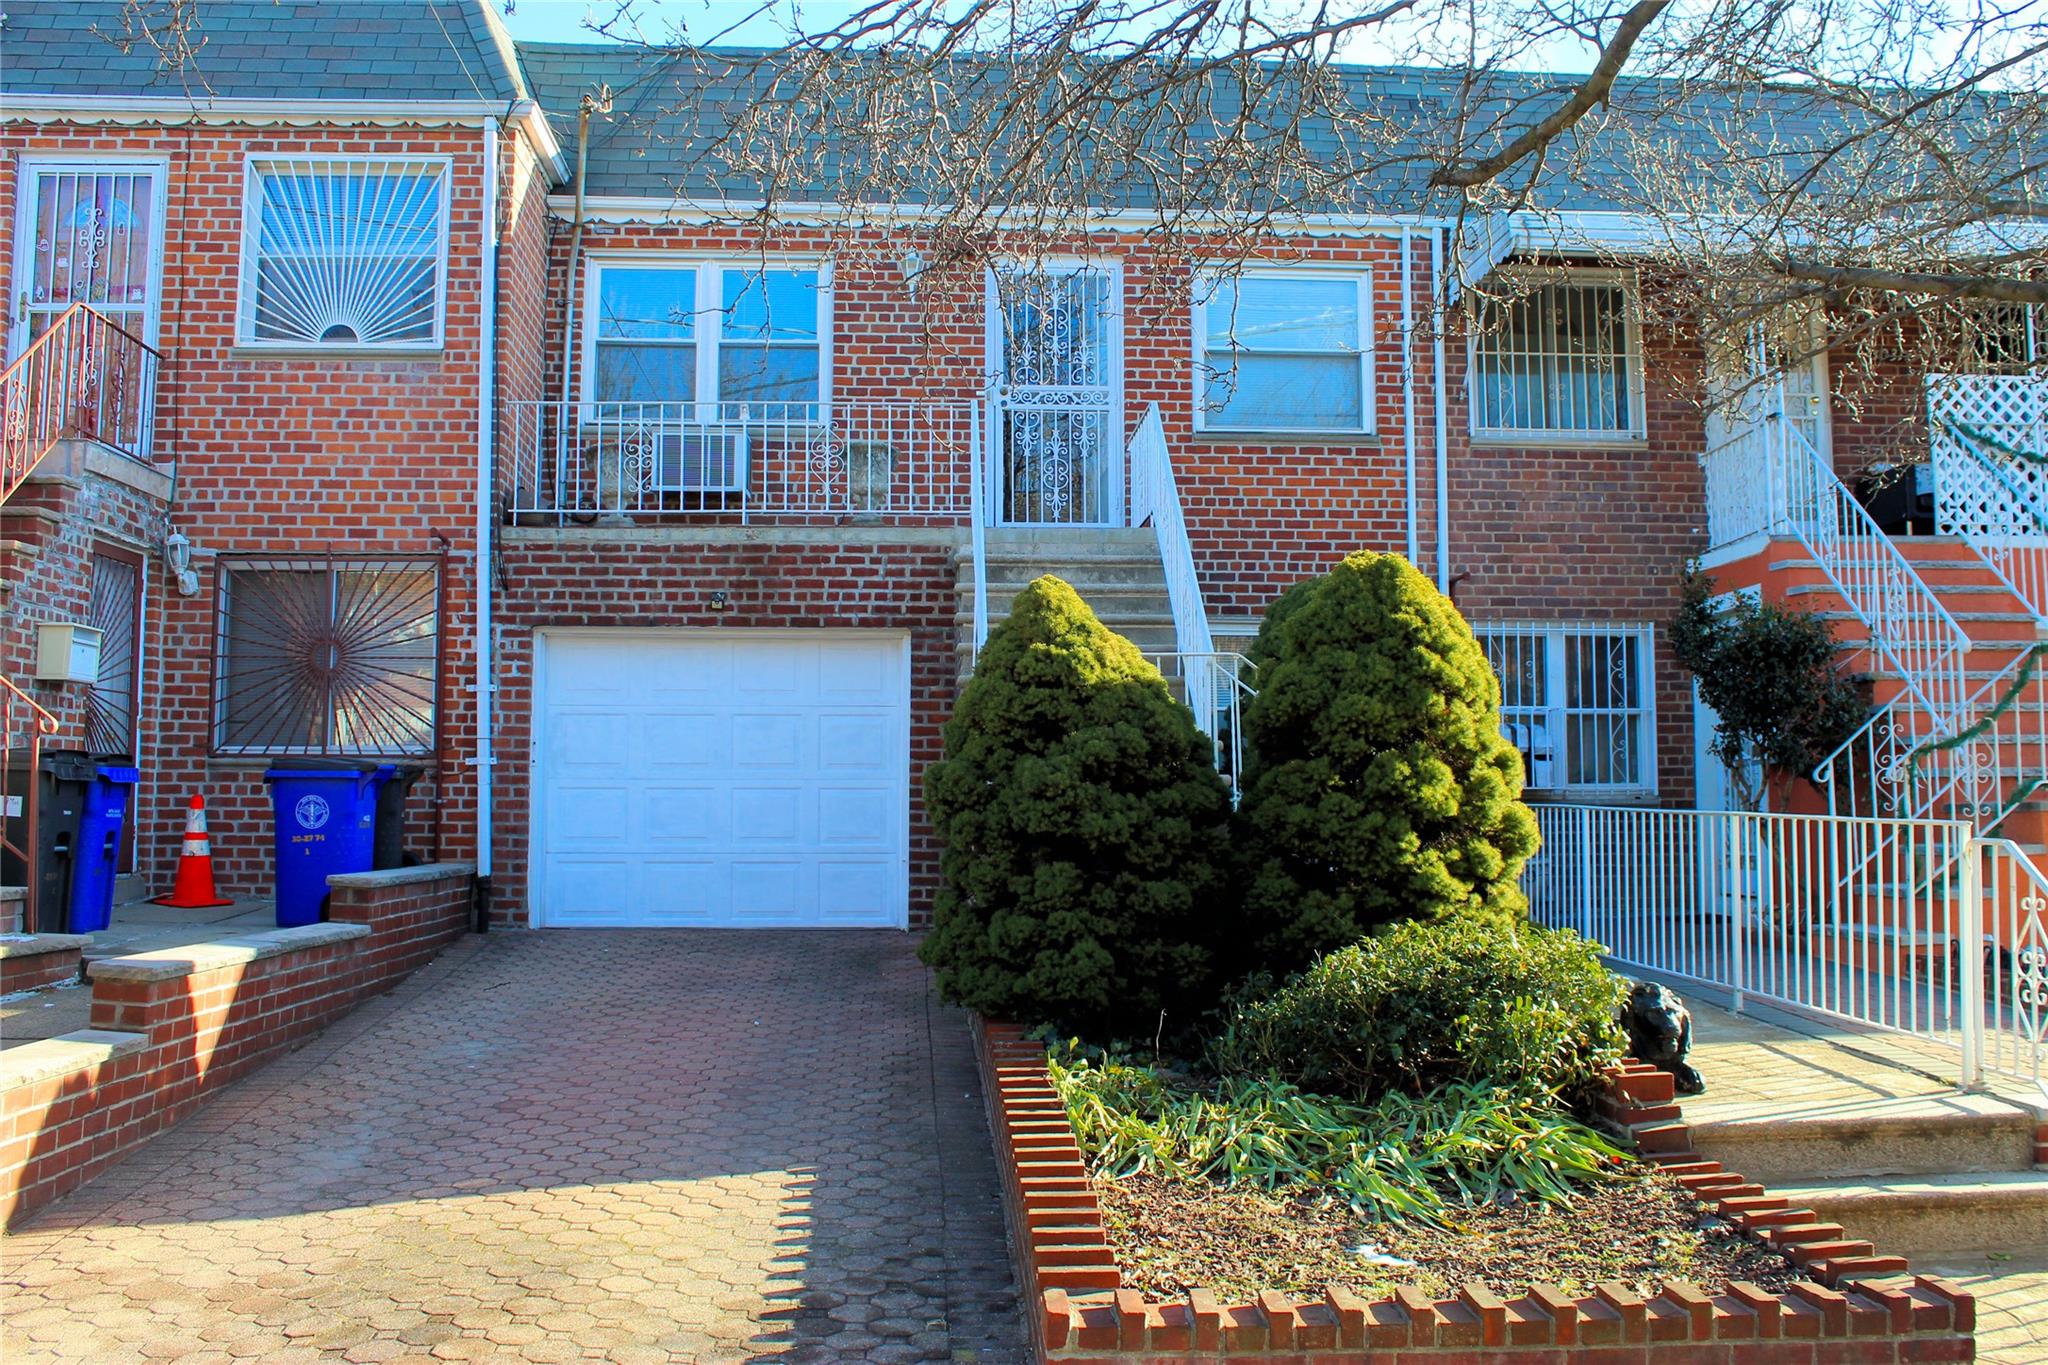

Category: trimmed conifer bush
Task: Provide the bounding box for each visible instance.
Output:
[1236,551,1539,972]
[919,574,1232,1037]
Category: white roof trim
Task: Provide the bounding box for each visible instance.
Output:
[548,193,1457,234]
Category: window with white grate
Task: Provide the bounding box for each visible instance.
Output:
[214,557,439,756]
[1471,273,1643,439]
[1194,271,1373,432]
[241,158,448,348]
[1475,623,1655,794]
[586,261,825,405]
[1963,303,2044,372]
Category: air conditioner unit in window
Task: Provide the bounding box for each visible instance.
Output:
[1504,720,1554,789]
[583,423,751,500]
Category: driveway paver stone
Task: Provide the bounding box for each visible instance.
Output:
[1,930,1026,1363]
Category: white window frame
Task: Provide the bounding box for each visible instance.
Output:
[1474,621,1658,798]
[1191,267,1374,435]
[236,153,453,353]
[10,155,171,357]
[1468,268,1647,443]
[579,255,833,410]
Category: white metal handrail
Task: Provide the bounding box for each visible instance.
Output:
[1974,837,2048,1095]
[1144,650,1256,799]
[502,399,981,522]
[1129,402,1220,716]
[1523,803,2006,1088]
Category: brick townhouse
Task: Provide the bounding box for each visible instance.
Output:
[4,1,2042,933]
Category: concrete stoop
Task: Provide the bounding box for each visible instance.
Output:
[1686,1096,2041,1182]
[953,525,1178,673]
[1770,1171,2048,1257]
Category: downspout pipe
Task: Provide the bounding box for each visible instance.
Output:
[1401,227,1418,566]
[475,118,500,929]
[1432,228,1451,594]
[558,98,595,409]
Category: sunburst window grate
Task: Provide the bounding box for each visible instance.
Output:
[213,555,441,757]
[244,159,447,348]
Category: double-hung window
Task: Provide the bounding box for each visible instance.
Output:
[1471,272,1644,439]
[1475,623,1655,795]
[214,557,439,757]
[586,261,825,409]
[240,158,448,349]
[1194,271,1372,432]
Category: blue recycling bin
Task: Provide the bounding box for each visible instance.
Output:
[66,763,139,933]
[264,765,395,927]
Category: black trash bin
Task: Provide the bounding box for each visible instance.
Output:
[1,749,100,933]
[373,765,424,870]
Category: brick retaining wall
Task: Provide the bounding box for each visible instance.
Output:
[0,863,475,1227]
[973,1019,1977,1363]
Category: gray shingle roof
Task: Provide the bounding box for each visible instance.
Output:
[1,0,527,104]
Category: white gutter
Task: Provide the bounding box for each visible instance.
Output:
[1401,226,1418,565]
[475,118,499,888]
[549,193,1460,235]
[1431,229,1451,594]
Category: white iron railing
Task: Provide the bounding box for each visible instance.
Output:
[1523,804,2041,1092]
[502,399,981,522]
[1702,409,1972,728]
[1144,651,1256,798]
[1976,838,2048,1093]
[1129,402,1217,714]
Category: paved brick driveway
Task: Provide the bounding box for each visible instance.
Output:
[2,931,1026,1363]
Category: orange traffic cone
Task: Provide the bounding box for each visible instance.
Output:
[152,794,234,908]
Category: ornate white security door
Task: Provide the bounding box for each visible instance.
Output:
[10,162,163,354]
[988,264,1121,526]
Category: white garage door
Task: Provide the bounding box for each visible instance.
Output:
[535,631,909,927]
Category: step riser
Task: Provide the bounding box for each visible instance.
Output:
[1691,1119,2038,1181]
[1794,1187,2048,1258]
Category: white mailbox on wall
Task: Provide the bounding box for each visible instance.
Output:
[35,623,103,684]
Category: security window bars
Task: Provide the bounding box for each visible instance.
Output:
[1472,275,1643,438]
[1196,272,1371,431]
[242,158,448,348]
[214,557,439,756]
[1476,624,1655,794]
[588,262,823,405]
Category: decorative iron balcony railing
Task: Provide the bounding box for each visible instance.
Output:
[501,399,982,524]
[1,303,161,503]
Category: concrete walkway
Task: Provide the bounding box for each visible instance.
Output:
[1,931,1026,1363]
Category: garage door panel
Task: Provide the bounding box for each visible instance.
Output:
[817,713,891,771]
[732,712,805,768]
[537,633,907,928]
[548,783,632,846]
[817,788,891,847]
[642,711,725,769]
[730,786,803,845]
[644,786,726,845]
[815,861,894,923]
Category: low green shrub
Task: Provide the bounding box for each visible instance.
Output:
[1207,918,1627,1105]
[1048,1046,1625,1223]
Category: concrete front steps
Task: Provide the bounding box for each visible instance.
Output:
[1768,1171,2048,1257]
[953,525,1176,676]
[1680,1001,2048,1260]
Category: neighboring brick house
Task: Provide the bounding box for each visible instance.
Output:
[4,2,2041,932]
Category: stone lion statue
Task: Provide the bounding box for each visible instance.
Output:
[1622,980,1705,1095]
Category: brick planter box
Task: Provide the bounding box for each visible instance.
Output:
[0,863,475,1227]
[973,1020,1976,1363]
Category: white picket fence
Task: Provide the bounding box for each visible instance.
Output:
[1524,803,2045,1095]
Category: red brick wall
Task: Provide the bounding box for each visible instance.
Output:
[0,117,553,896]
[489,533,959,927]
[0,862,473,1227]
